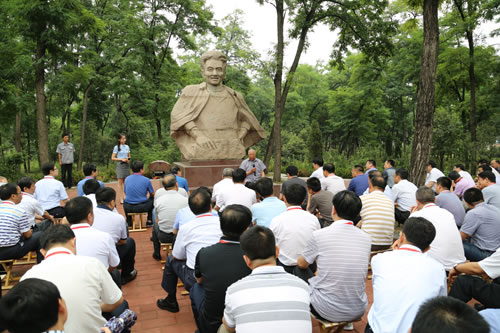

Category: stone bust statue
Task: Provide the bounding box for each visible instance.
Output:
[170,50,266,160]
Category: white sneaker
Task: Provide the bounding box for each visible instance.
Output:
[344,322,354,331]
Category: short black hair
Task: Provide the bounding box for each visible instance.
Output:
[283,183,306,206]
[367,159,376,167]
[395,168,409,180]
[306,177,321,192]
[448,171,460,181]
[478,171,495,183]
[454,163,465,171]
[478,158,489,165]
[96,187,116,204]
[162,174,177,189]
[61,133,69,138]
[402,217,436,251]
[371,176,386,190]
[286,165,299,176]
[40,224,75,250]
[312,157,323,166]
[436,177,452,190]
[254,177,274,198]
[220,205,252,241]
[232,168,246,183]
[240,225,276,261]
[323,163,335,174]
[332,190,362,221]
[411,296,489,333]
[83,179,100,195]
[188,187,212,215]
[17,177,35,192]
[478,164,492,172]
[83,163,97,176]
[171,166,180,174]
[353,164,364,173]
[428,160,437,168]
[64,197,93,224]
[131,160,144,173]
[386,159,395,167]
[368,169,382,179]
[463,188,484,205]
[0,183,19,200]
[41,162,55,176]
[416,186,435,204]
[0,278,61,333]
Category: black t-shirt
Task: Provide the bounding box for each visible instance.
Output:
[195,238,251,333]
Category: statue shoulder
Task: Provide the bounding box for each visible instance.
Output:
[180,83,206,97]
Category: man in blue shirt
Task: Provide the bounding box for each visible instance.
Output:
[347,165,369,196]
[77,163,104,196]
[123,161,155,227]
[251,177,286,227]
[171,166,189,193]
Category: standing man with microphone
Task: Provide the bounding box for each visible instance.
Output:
[239,149,266,188]
[56,133,75,189]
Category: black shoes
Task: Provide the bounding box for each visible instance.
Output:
[152,253,161,261]
[121,269,137,285]
[157,297,179,312]
[146,221,153,227]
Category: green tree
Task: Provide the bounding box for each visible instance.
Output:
[308,120,323,161]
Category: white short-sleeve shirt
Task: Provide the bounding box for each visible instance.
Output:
[212,178,233,202]
[479,248,500,279]
[34,176,68,210]
[425,168,445,191]
[391,179,418,212]
[70,223,120,268]
[92,206,128,243]
[310,167,324,180]
[320,174,346,195]
[21,247,122,333]
[269,207,320,265]
[18,192,44,227]
[216,183,256,211]
[155,190,189,233]
[410,204,466,270]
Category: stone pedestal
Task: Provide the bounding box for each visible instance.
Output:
[174,160,242,188]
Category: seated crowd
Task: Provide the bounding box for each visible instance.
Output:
[0,156,500,333]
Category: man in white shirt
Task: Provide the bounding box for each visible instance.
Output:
[94,187,138,285]
[359,175,395,251]
[21,224,125,333]
[453,163,475,183]
[425,160,445,192]
[152,174,188,261]
[157,187,221,313]
[320,163,346,195]
[215,168,256,211]
[64,197,122,286]
[17,176,54,231]
[270,184,320,277]
[477,170,500,210]
[310,156,325,179]
[405,187,466,271]
[392,168,417,225]
[298,190,371,325]
[34,162,68,218]
[367,217,447,333]
[211,168,233,203]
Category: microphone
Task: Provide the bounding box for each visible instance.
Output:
[253,163,256,176]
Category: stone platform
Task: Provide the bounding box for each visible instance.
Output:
[174,160,242,188]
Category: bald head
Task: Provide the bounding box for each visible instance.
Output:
[162,174,177,190]
[248,149,256,161]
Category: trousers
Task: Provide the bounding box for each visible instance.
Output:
[61,163,73,188]
[123,198,153,225]
[152,224,175,258]
[0,231,43,263]
[161,255,196,300]
[463,242,494,262]
[116,238,136,276]
[449,275,500,308]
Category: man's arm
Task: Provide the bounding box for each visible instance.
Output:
[460,231,470,241]
[116,239,127,246]
[448,262,484,281]
[425,181,435,188]
[222,317,236,333]
[22,229,32,239]
[58,153,62,166]
[297,256,310,269]
[101,296,125,313]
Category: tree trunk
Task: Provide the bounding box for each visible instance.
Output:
[15,111,22,152]
[263,125,274,168]
[35,39,50,165]
[78,82,93,169]
[409,0,439,187]
[466,30,477,174]
[154,93,162,142]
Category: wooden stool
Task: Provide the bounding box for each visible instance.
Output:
[127,213,147,232]
[160,243,172,264]
[0,260,20,290]
[368,248,392,280]
[14,251,37,265]
[312,314,359,333]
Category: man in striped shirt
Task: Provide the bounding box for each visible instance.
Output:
[359,175,395,251]
[221,226,312,333]
[0,183,42,263]
[298,190,371,325]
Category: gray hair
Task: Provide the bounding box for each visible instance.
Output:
[223,168,234,177]
[200,50,227,70]
[416,186,435,204]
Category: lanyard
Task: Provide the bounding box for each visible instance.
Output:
[85,176,94,179]
[287,207,302,212]
[399,246,421,253]
[219,240,240,244]
[45,250,72,260]
[344,222,353,225]
[423,204,436,208]
[70,225,90,230]
[44,176,54,179]
[196,214,212,218]
[1,201,14,205]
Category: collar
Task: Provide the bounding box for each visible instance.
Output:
[96,204,113,211]
[263,196,279,202]
[423,203,437,209]
[370,189,384,194]
[331,219,354,226]
[2,200,16,205]
[44,247,74,260]
[195,213,213,219]
[456,177,463,182]
[132,173,141,175]
[440,190,451,193]
[22,192,34,198]
[287,206,303,211]
[44,176,54,179]
[251,265,287,276]
[43,330,65,333]
[70,223,90,230]
[219,237,240,244]
[327,174,337,178]
[398,244,422,253]
[84,176,94,179]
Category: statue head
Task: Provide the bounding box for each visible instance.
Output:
[200,50,227,87]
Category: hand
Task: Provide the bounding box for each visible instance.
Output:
[100,328,112,333]
[392,238,401,250]
[410,205,418,214]
[58,161,62,166]
[251,167,257,173]
[195,134,217,150]
[122,158,128,163]
[48,215,55,223]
